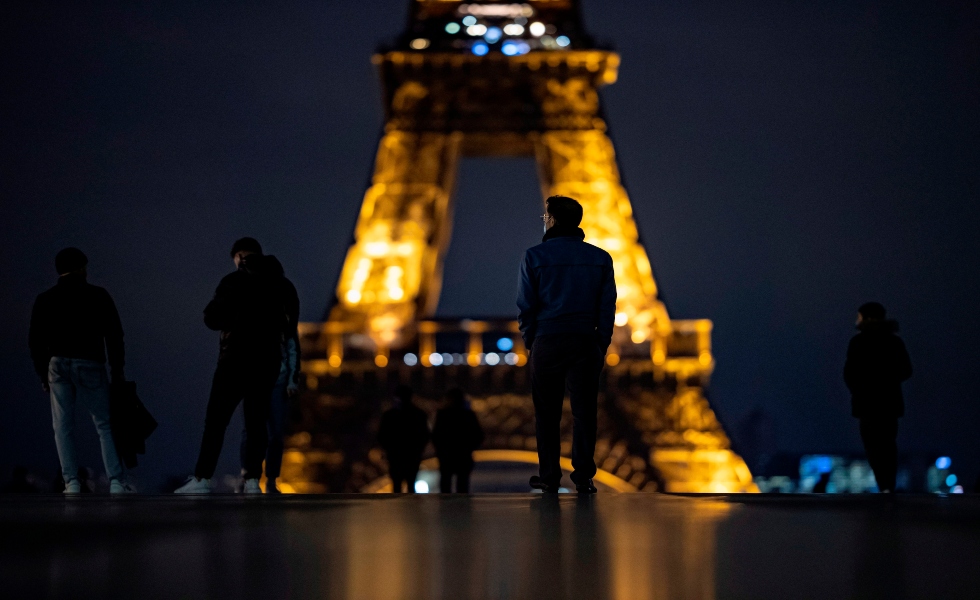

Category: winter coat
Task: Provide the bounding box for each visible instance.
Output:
[517,225,617,350]
[432,405,484,467]
[378,404,430,464]
[843,320,913,419]
[29,273,124,382]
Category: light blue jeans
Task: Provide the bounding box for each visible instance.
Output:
[48,357,124,482]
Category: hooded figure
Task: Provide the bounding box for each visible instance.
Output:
[844,302,912,493]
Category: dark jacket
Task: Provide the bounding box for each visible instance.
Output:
[29,273,124,382]
[432,405,484,466]
[204,254,290,363]
[378,404,430,464]
[843,320,913,419]
[264,256,302,384]
[517,225,617,350]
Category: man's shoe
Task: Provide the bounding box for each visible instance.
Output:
[575,479,598,494]
[110,479,137,495]
[266,479,281,494]
[243,478,262,494]
[63,479,82,494]
[529,476,560,493]
[174,477,212,494]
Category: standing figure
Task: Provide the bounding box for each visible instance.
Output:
[517,196,616,494]
[432,388,484,493]
[238,255,300,494]
[378,385,430,493]
[844,302,913,493]
[175,238,288,494]
[29,248,135,494]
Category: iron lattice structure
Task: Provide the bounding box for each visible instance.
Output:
[282,0,757,493]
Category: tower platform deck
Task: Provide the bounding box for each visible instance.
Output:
[2,493,978,599]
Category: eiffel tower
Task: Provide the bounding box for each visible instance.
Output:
[282,0,757,493]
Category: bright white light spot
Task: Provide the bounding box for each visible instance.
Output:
[429,353,444,366]
[445,22,461,34]
[556,35,571,47]
[503,24,525,36]
[631,330,646,343]
[496,337,514,351]
[345,290,361,304]
[471,42,489,56]
[504,352,519,365]
[388,288,404,300]
[441,353,454,365]
[403,353,418,366]
[485,26,502,43]
[485,353,500,365]
[946,474,958,487]
[529,22,546,36]
[414,480,429,493]
[614,312,628,327]
[936,456,951,469]
[951,485,965,494]
[462,16,477,26]
[410,38,430,50]
[501,42,519,56]
[467,24,488,36]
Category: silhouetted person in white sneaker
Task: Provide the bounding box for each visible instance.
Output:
[432,388,484,493]
[29,248,135,494]
[176,238,290,494]
[844,302,912,493]
[378,385,429,493]
[518,196,616,494]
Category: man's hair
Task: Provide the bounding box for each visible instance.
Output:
[230,237,262,258]
[394,384,414,403]
[858,302,886,320]
[545,195,583,227]
[55,247,88,275]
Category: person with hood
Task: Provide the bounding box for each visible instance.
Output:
[176,238,289,494]
[844,302,913,493]
[238,254,301,494]
[517,195,616,494]
[29,248,135,494]
[378,385,430,493]
[432,388,484,493]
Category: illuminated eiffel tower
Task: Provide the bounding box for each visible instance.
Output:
[283,0,757,493]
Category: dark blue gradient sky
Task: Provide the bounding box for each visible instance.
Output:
[1,1,978,489]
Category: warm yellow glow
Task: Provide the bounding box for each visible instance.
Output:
[630,330,646,343]
[345,289,362,304]
[614,312,628,327]
[375,355,389,367]
[305,375,318,390]
[467,353,481,367]
[516,353,528,366]
[409,38,430,50]
[328,355,342,368]
[699,352,712,366]
[606,353,620,366]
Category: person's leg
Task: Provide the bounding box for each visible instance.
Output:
[439,461,454,493]
[530,336,569,488]
[567,336,601,487]
[264,371,290,482]
[860,418,889,492]
[241,358,279,480]
[48,358,78,483]
[405,462,421,494]
[74,360,124,481]
[457,462,472,493]
[880,418,899,492]
[194,362,245,480]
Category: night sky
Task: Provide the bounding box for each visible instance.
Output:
[2,1,978,490]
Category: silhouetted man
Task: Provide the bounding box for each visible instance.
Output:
[238,255,301,494]
[432,388,484,493]
[29,248,135,494]
[844,302,912,493]
[378,385,429,493]
[176,238,288,494]
[518,196,616,494]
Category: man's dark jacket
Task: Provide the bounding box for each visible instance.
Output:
[843,320,912,418]
[378,404,430,465]
[29,273,124,382]
[432,405,484,467]
[517,225,617,350]
[204,254,292,363]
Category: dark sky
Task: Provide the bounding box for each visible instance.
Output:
[2,1,978,490]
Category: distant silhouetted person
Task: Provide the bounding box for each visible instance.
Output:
[812,472,831,493]
[378,385,430,493]
[1,467,39,493]
[518,196,616,494]
[238,255,301,494]
[176,238,291,494]
[29,248,135,494]
[432,389,484,493]
[844,302,912,493]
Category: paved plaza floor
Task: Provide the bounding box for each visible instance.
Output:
[1,493,978,599]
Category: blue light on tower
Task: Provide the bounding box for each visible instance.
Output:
[936,456,952,469]
[484,27,502,44]
[497,337,514,352]
[472,42,489,56]
[946,474,958,487]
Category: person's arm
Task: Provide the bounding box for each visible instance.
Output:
[843,337,858,392]
[596,256,617,350]
[28,296,50,388]
[284,336,301,396]
[516,252,539,350]
[102,291,125,383]
[203,275,237,332]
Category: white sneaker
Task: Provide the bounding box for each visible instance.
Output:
[64,479,81,494]
[243,478,262,494]
[110,479,137,495]
[174,476,212,494]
